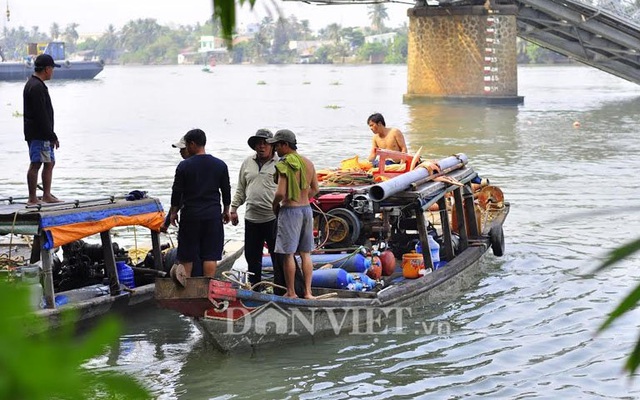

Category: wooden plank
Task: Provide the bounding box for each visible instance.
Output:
[415,205,433,271]
[41,232,55,309]
[150,230,162,270]
[463,184,480,238]
[453,187,469,251]
[438,197,454,261]
[100,230,121,296]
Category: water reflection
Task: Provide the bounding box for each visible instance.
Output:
[4,65,640,398]
[406,103,519,162]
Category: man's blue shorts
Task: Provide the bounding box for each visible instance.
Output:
[177,217,224,263]
[28,140,55,163]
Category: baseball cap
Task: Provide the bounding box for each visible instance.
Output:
[247,129,273,149]
[266,129,297,145]
[34,54,61,68]
[171,136,186,149]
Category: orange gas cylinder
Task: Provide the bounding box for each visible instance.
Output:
[379,250,396,276]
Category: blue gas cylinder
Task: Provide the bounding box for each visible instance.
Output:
[262,253,371,272]
[311,268,351,289]
[116,261,135,288]
[416,236,441,269]
[428,235,440,266]
[355,272,376,291]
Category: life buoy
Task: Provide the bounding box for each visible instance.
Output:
[489,225,505,257]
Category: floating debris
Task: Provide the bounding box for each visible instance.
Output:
[257,80,267,85]
[325,105,341,109]
[12,110,23,117]
[303,81,311,85]
[329,81,341,86]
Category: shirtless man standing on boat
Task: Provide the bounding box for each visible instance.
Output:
[23,54,63,205]
[366,113,408,165]
[268,129,319,299]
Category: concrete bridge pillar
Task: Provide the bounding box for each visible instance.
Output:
[404,4,523,104]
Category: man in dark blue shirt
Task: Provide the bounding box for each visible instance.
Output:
[169,129,231,278]
[23,54,61,205]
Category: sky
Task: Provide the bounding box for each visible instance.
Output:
[3,0,412,35]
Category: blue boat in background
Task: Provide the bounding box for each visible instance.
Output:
[0,41,104,81]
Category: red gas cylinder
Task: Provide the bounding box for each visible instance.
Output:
[379,250,396,276]
[366,255,382,280]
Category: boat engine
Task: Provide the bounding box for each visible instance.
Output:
[54,239,128,292]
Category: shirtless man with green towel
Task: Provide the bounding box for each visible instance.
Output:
[268,129,319,299]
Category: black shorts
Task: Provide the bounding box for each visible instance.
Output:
[177,217,224,263]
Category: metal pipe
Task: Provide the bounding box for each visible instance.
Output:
[369,153,468,202]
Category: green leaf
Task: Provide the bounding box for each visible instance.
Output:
[597,284,640,333]
[624,332,640,374]
[212,0,256,48]
[592,237,640,274]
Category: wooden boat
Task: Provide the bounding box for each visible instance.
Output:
[156,152,510,352]
[0,194,243,331]
[0,42,104,81]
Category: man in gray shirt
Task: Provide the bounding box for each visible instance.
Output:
[230,129,279,289]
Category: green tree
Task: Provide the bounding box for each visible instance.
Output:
[358,41,388,63]
[314,44,332,64]
[300,19,312,41]
[321,23,342,44]
[271,16,292,63]
[385,33,408,63]
[341,27,365,51]
[95,24,118,62]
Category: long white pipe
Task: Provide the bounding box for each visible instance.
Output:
[369,153,468,201]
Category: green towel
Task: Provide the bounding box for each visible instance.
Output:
[275,153,308,202]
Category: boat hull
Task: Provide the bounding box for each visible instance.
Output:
[33,242,244,332]
[155,204,507,352]
[0,60,104,81]
[165,246,486,352]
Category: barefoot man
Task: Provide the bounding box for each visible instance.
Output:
[366,112,408,165]
[23,54,62,205]
[268,129,319,299]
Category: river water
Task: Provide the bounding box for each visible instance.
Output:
[2,64,640,398]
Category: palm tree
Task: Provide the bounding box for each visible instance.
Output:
[368,4,389,33]
[50,23,60,41]
[95,24,118,62]
[63,23,79,53]
[323,23,342,44]
[301,19,311,41]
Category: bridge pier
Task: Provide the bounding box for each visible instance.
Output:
[404,4,523,104]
